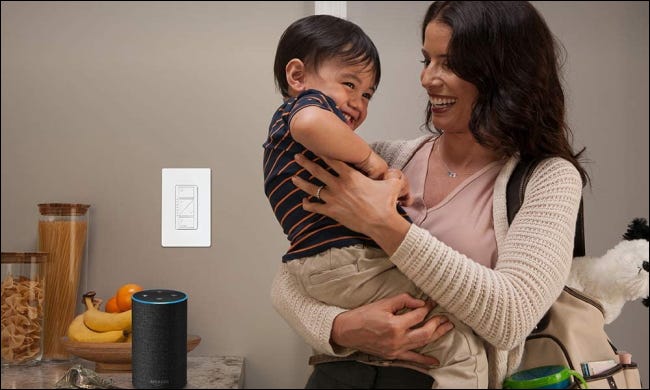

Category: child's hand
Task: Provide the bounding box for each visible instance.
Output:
[355,150,388,179]
[385,168,413,207]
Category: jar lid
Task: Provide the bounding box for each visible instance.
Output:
[503,365,573,389]
[38,203,90,216]
[1,252,48,264]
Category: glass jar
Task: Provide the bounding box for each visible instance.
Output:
[1,252,47,366]
[38,203,90,361]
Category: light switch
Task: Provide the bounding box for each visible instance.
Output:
[175,185,197,230]
[162,168,211,247]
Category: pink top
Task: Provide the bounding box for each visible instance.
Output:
[402,138,504,269]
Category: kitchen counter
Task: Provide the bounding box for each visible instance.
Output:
[1,356,244,389]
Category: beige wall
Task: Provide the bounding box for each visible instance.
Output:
[2,1,648,388]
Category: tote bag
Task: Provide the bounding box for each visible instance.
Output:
[507,159,643,389]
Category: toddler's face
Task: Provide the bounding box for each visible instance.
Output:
[303,59,376,130]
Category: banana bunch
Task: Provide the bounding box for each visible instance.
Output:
[66,291,132,343]
[67,314,126,343]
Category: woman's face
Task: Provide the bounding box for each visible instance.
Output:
[420,21,478,134]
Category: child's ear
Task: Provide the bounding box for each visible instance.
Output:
[286,59,307,94]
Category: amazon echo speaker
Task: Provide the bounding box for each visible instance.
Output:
[132,289,188,389]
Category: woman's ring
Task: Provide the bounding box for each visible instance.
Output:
[316,185,325,201]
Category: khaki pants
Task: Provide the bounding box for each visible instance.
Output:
[286,244,488,389]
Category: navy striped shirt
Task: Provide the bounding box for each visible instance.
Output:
[263,89,410,262]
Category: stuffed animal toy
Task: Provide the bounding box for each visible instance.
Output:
[566,218,649,324]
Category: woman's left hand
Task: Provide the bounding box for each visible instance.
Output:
[291,154,411,254]
[331,294,453,366]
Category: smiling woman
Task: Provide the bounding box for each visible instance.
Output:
[270,2,595,388]
[0,1,647,388]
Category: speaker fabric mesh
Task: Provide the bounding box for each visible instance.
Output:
[132,290,188,389]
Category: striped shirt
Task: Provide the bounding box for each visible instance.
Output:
[263,89,409,262]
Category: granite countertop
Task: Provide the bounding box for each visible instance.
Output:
[1,356,244,389]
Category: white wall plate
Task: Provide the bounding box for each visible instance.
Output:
[161,168,211,247]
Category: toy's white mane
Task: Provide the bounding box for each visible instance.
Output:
[566,218,649,324]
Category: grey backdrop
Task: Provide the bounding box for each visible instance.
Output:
[2,1,648,388]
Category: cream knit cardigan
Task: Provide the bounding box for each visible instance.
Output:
[271,135,583,388]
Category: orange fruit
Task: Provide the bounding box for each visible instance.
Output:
[105,296,120,313]
[115,283,144,312]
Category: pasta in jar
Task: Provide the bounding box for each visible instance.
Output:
[1,252,46,365]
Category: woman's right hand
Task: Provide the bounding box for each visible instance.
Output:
[292,154,412,254]
[386,168,413,207]
[331,293,454,366]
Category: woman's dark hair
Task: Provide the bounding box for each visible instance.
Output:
[422,1,589,184]
[274,15,381,98]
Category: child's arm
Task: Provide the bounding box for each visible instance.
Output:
[290,106,387,179]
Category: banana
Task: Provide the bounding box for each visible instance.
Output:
[82,291,132,333]
[67,314,126,343]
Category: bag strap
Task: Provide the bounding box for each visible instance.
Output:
[506,159,585,257]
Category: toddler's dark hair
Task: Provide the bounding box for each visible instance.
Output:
[273,14,381,98]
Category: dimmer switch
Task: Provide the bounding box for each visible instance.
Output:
[175,185,197,230]
[162,168,211,247]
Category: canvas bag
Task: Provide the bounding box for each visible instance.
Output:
[507,159,643,389]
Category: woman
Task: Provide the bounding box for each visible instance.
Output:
[273,1,588,388]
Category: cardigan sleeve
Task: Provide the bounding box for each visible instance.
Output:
[371,135,433,169]
[391,157,583,350]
